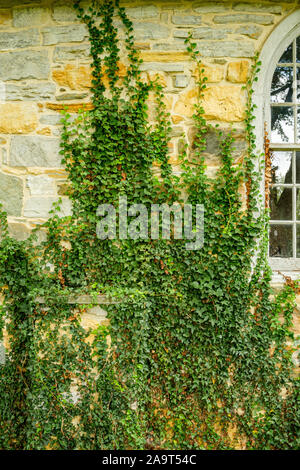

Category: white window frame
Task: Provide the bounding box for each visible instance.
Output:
[253,10,300,277]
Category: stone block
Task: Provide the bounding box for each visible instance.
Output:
[172,14,202,25]
[10,136,62,168]
[235,25,263,39]
[131,22,170,40]
[227,60,250,83]
[0,50,50,80]
[0,172,23,216]
[141,51,189,62]
[140,62,184,72]
[8,222,31,241]
[195,40,254,58]
[12,6,49,27]
[214,14,274,25]
[52,64,92,89]
[193,2,229,13]
[42,24,88,45]
[26,175,56,196]
[53,45,90,62]
[174,85,245,121]
[193,64,224,83]
[24,196,72,218]
[52,1,79,23]
[233,3,282,14]
[0,28,40,50]
[6,82,56,101]
[174,74,189,88]
[126,5,158,19]
[0,103,38,133]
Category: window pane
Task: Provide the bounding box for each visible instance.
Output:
[270,186,292,220]
[279,42,293,63]
[271,106,294,143]
[297,37,300,63]
[297,108,300,142]
[271,67,293,103]
[296,152,300,183]
[269,224,293,257]
[297,68,300,102]
[271,151,292,184]
[296,189,300,220]
[296,225,300,257]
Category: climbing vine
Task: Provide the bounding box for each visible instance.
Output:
[0,0,299,450]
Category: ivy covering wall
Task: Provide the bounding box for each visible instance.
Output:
[0,0,299,450]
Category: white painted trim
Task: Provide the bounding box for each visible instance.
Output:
[253,10,300,276]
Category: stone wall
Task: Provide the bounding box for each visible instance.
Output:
[0,0,296,239]
[0,1,299,366]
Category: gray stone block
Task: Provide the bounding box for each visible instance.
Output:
[140,62,185,72]
[0,172,23,217]
[126,5,158,19]
[10,136,62,168]
[233,3,282,14]
[172,15,202,25]
[131,22,170,40]
[13,6,49,27]
[24,197,72,218]
[0,50,50,81]
[53,45,91,62]
[214,14,274,25]
[42,24,88,45]
[6,82,56,101]
[196,40,255,58]
[0,29,40,50]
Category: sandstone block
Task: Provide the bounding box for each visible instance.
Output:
[24,196,72,218]
[8,222,31,241]
[42,24,88,45]
[0,103,38,134]
[174,85,245,121]
[193,64,224,82]
[0,9,11,26]
[52,64,92,90]
[0,172,23,216]
[10,136,62,168]
[141,51,188,62]
[46,103,94,112]
[227,60,249,83]
[12,6,49,27]
[0,50,50,80]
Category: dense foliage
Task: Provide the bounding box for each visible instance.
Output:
[0,0,299,450]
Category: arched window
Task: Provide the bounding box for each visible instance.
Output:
[254,11,300,272]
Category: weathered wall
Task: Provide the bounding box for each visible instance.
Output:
[0,1,299,370]
[0,0,297,236]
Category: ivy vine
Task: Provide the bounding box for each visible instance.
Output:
[0,0,298,450]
